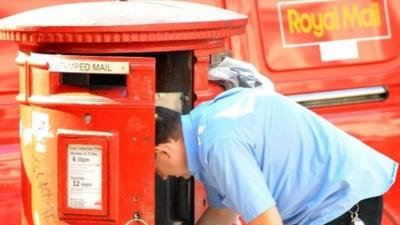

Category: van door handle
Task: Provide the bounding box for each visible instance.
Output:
[288,86,388,108]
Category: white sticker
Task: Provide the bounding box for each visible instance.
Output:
[33,211,40,225]
[32,111,49,141]
[36,143,46,153]
[68,144,102,210]
[320,40,359,62]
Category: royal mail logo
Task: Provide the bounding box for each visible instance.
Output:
[277,0,391,48]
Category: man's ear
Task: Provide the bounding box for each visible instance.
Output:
[155,143,173,158]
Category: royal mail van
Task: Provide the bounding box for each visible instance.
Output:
[0,0,399,225]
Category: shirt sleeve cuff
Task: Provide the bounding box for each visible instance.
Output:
[242,197,276,223]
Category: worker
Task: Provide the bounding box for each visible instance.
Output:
[155,87,398,225]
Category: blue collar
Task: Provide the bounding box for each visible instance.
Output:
[181,114,201,180]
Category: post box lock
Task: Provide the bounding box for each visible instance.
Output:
[125,213,149,225]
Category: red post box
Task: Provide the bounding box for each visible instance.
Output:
[0,1,247,225]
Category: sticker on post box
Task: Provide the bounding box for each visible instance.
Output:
[67,144,102,210]
[49,59,130,74]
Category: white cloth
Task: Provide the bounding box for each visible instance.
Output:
[208,57,275,92]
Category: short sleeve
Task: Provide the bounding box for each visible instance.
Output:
[203,139,276,223]
[203,180,226,208]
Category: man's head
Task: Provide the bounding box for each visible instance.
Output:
[155,106,190,180]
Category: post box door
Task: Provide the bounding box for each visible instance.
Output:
[25,54,156,225]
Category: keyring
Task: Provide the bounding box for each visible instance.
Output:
[349,204,360,216]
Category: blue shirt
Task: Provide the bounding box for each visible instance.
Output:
[181,88,398,225]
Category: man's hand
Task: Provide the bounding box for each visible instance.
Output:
[196,207,238,225]
[249,206,283,225]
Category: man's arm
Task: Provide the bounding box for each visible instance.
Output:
[196,207,238,225]
[203,139,278,222]
[249,206,283,225]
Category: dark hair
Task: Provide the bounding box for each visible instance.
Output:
[156,106,182,145]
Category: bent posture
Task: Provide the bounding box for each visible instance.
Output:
[155,88,398,225]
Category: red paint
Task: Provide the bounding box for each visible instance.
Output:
[18,55,157,225]
[0,0,399,225]
[0,145,20,225]
[0,1,246,225]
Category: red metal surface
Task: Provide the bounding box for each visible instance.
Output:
[19,55,157,225]
[0,145,20,225]
[0,1,247,225]
[0,1,93,225]
[0,0,399,225]
[0,1,246,43]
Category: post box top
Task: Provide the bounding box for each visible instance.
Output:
[0,0,247,43]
